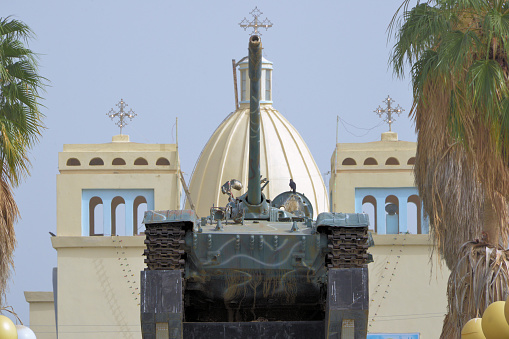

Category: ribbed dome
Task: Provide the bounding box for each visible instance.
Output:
[187,104,328,217]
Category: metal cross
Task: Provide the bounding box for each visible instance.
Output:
[239,7,273,36]
[374,95,405,132]
[107,99,137,135]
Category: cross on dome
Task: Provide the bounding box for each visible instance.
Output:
[374,95,404,132]
[239,7,273,36]
[107,99,137,135]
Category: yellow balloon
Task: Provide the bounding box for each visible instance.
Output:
[482,301,509,338]
[462,318,486,338]
[0,315,17,339]
[504,295,509,324]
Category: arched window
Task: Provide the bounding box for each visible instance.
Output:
[241,70,247,101]
[89,197,104,236]
[134,157,148,165]
[111,196,126,236]
[363,157,378,165]
[341,158,357,165]
[265,69,271,101]
[89,157,104,166]
[385,195,399,234]
[362,195,377,232]
[156,157,170,166]
[133,196,148,235]
[67,158,81,166]
[407,157,416,165]
[407,195,422,234]
[112,158,126,165]
[385,157,400,165]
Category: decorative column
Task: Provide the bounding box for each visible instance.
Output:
[398,194,408,234]
[124,196,134,236]
[102,197,112,236]
[376,196,386,234]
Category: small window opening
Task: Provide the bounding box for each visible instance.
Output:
[112,158,126,165]
[363,157,378,165]
[134,157,148,165]
[67,158,81,166]
[111,196,126,236]
[265,70,271,101]
[385,195,399,234]
[408,195,422,234]
[133,196,148,235]
[89,197,104,236]
[362,195,377,232]
[407,157,416,165]
[89,157,104,166]
[241,70,247,101]
[156,157,170,166]
[342,158,357,165]
[385,157,400,165]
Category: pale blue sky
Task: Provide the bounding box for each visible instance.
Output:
[3,0,417,325]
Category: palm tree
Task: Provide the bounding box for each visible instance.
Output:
[390,0,509,336]
[0,17,45,304]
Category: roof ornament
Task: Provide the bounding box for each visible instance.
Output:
[107,99,136,135]
[239,7,273,36]
[374,95,405,132]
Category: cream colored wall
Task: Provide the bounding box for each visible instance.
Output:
[329,136,416,213]
[57,173,179,236]
[368,235,449,338]
[330,135,449,338]
[24,292,56,339]
[26,137,181,338]
[52,237,144,339]
[56,139,181,236]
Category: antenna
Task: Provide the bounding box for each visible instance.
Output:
[232,59,239,110]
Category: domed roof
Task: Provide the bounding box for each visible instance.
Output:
[187,104,328,217]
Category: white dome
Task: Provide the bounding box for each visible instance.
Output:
[187,104,328,217]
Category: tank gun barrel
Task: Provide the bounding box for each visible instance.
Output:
[247,35,262,206]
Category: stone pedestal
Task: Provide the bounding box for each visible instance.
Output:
[325,268,369,339]
[140,270,183,339]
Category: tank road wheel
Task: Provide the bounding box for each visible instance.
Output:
[143,222,186,273]
[325,226,369,268]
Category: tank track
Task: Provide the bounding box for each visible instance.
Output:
[143,223,185,271]
[326,226,369,268]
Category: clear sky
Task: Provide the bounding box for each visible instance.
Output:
[3,0,417,325]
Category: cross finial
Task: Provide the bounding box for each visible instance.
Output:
[107,99,137,135]
[239,7,273,36]
[374,95,404,132]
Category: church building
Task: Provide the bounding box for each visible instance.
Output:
[26,133,181,339]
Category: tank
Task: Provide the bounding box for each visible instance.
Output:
[142,35,371,337]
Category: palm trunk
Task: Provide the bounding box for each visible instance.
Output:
[483,197,500,248]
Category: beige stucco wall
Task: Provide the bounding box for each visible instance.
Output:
[26,137,181,338]
[330,133,416,213]
[57,137,181,236]
[24,292,56,339]
[52,236,144,339]
[329,133,449,337]
[368,235,449,338]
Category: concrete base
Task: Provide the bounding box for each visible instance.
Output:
[183,321,323,338]
[325,268,369,339]
[140,270,183,339]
